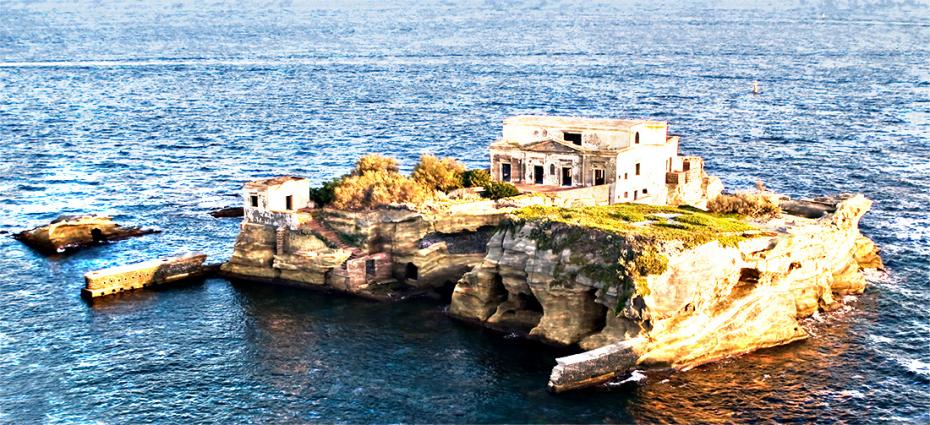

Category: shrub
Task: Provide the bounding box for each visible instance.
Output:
[353,154,399,176]
[330,167,432,210]
[308,177,343,207]
[707,192,781,219]
[411,154,465,192]
[462,169,492,189]
[482,181,520,200]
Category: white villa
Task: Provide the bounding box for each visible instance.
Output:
[488,115,707,205]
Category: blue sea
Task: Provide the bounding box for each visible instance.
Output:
[1,1,928,423]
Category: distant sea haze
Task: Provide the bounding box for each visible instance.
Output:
[0,1,928,423]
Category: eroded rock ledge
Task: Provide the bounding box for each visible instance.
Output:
[448,195,881,391]
[13,215,158,254]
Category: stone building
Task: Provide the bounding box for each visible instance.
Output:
[242,176,310,212]
[488,115,704,205]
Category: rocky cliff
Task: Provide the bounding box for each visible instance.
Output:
[221,204,506,299]
[449,195,881,391]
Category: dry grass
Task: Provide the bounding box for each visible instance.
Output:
[707,192,781,219]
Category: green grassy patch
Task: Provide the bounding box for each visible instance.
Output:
[513,203,755,249]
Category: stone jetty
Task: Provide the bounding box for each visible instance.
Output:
[82,253,210,299]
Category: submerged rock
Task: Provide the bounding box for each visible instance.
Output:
[13,215,159,254]
[209,207,245,218]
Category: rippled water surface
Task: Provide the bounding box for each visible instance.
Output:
[1,1,928,423]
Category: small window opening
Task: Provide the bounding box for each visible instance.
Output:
[634,190,639,200]
[549,164,555,175]
[683,160,691,172]
[624,192,628,198]
[250,195,259,208]
[643,188,648,194]
[563,131,582,146]
[285,195,293,210]
[501,163,511,182]
[624,172,628,180]
[635,132,640,144]
[365,259,376,277]
[635,163,641,176]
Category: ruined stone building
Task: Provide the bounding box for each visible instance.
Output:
[488,115,711,205]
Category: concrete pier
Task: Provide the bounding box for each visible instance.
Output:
[82,253,209,298]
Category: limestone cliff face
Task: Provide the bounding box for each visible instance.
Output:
[222,206,504,297]
[450,195,881,376]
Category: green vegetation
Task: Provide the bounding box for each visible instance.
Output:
[308,177,343,207]
[411,154,465,192]
[462,169,492,188]
[307,155,521,210]
[330,154,432,210]
[482,181,520,200]
[513,203,754,248]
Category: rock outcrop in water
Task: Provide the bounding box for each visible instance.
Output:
[448,195,881,391]
[13,215,159,254]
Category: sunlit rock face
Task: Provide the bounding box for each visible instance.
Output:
[450,195,882,374]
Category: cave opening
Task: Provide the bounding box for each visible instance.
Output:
[517,292,544,313]
[90,228,105,243]
[738,268,761,285]
[491,273,507,303]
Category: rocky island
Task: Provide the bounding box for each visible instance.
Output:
[220,116,881,392]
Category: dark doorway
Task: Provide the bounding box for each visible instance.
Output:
[501,163,511,182]
[285,195,293,210]
[533,165,544,184]
[561,167,573,187]
[405,262,418,281]
[634,190,639,200]
[563,132,582,146]
[90,228,105,243]
[594,169,605,185]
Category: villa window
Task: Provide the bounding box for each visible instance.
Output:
[250,195,259,208]
[285,195,293,210]
[635,132,640,144]
[624,192,628,198]
[643,188,649,195]
[550,164,556,175]
[635,163,641,176]
[564,131,582,146]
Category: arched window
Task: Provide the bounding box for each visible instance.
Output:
[634,132,640,144]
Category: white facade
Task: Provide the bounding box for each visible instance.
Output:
[490,116,696,206]
[242,176,310,213]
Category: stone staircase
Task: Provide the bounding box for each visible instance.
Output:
[302,220,364,258]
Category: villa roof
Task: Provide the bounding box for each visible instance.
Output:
[243,176,307,190]
[504,115,666,131]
